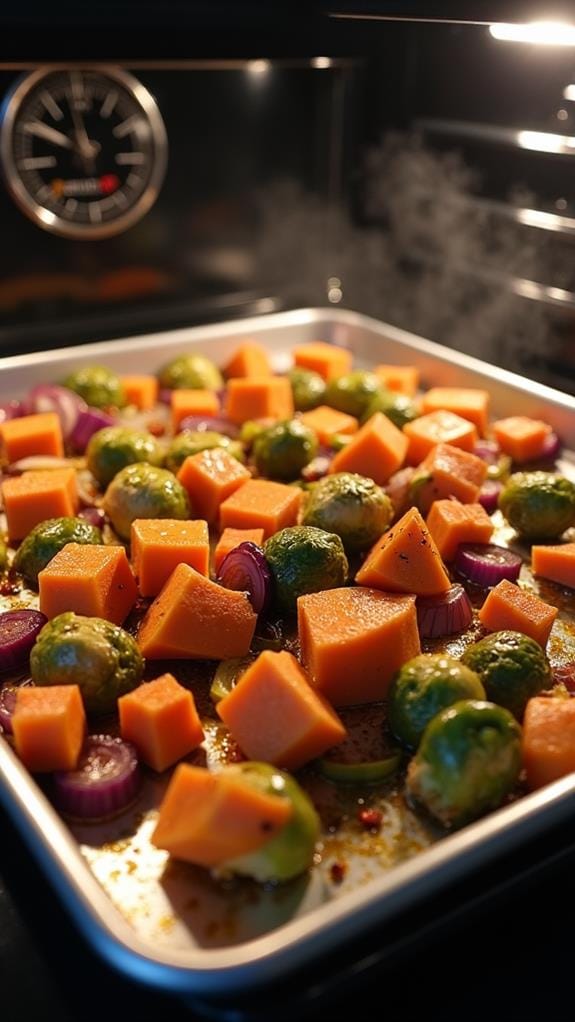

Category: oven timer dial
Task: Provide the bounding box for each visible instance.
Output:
[0,67,168,239]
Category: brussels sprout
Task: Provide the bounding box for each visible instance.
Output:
[253,419,318,481]
[165,430,244,473]
[461,630,552,720]
[498,471,575,540]
[158,353,223,391]
[361,389,420,430]
[324,370,382,418]
[13,517,102,587]
[103,462,189,540]
[30,611,143,715]
[288,367,326,411]
[0,536,7,574]
[223,762,320,882]
[302,472,393,552]
[406,700,522,828]
[388,654,486,749]
[87,426,164,488]
[264,526,348,613]
[62,365,125,409]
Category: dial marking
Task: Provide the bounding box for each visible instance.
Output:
[100,90,118,119]
[115,152,145,165]
[112,191,129,208]
[89,202,102,223]
[70,70,84,104]
[40,91,63,121]
[113,115,143,139]
[18,155,57,170]
[65,198,78,214]
[22,120,73,149]
[126,171,143,187]
[36,184,53,201]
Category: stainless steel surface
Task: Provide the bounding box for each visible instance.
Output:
[1,306,574,996]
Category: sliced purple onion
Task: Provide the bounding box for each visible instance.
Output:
[539,431,561,462]
[178,415,239,439]
[301,455,333,482]
[52,734,141,820]
[474,439,501,465]
[217,542,272,615]
[455,543,522,588]
[69,407,116,453]
[0,610,48,672]
[0,400,25,425]
[553,663,575,693]
[478,479,503,515]
[416,584,473,638]
[0,679,34,734]
[7,455,71,473]
[78,506,107,529]
[158,387,173,405]
[24,384,87,439]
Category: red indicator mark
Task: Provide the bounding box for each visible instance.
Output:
[100,174,120,195]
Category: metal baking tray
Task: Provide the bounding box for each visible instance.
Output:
[1,306,575,999]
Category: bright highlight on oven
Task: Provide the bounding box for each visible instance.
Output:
[489,21,575,45]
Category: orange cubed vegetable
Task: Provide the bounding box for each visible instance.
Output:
[329,412,408,485]
[0,411,64,462]
[492,416,552,463]
[38,543,138,624]
[299,405,358,444]
[12,684,86,773]
[292,341,352,381]
[177,448,250,524]
[217,650,346,770]
[171,389,220,432]
[531,543,575,589]
[298,587,420,706]
[131,518,210,597]
[118,672,204,772]
[224,377,294,425]
[1,468,79,541]
[219,478,302,538]
[374,364,420,397]
[421,387,490,436]
[151,763,292,867]
[355,505,451,595]
[404,409,478,465]
[415,443,488,513]
[425,500,494,562]
[522,697,575,790]
[137,562,257,659]
[214,527,265,574]
[478,578,558,647]
[224,341,272,379]
[120,375,158,411]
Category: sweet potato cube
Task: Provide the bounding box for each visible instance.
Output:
[177,448,250,524]
[137,562,257,659]
[0,411,64,462]
[531,543,575,589]
[492,416,552,463]
[131,518,210,597]
[1,468,79,541]
[151,763,292,867]
[171,389,220,432]
[217,650,347,770]
[426,500,494,562]
[12,684,86,773]
[121,375,158,411]
[292,341,352,381]
[355,505,451,595]
[329,411,408,485]
[298,587,420,706]
[38,543,138,624]
[374,365,420,397]
[421,387,490,436]
[522,697,575,790]
[415,443,488,513]
[299,405,358,444]
[404,410,478,465]
[214,527,265,574]
[224,341,272,379]
[224,377,294,425]
[219,479,302,538]
[119,672,204,772]
[478,578,558,647]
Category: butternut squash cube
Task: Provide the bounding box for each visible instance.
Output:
[355,505,451,594]
[224,377,294,425]
[426,500,494,562]
[329,411,408,485]
[492,416,552,463]
[219,478,302,538]
[292,341,352,381]
[12,684,86,773]
[38,543,138,624]
[131,518,210,597]
[299,405,358,444]
[171,389,220,432]
[0,411,64,462]
[531,543,575,589]
[421,387,490,437]
[119,673,204,772]
[374,364,420,397]
[478,578,558,648]
[177,448,250,524]
[121,375,158,411]
[224,341,272,379]
[298,587,420,705]
[415,443,488,514]
[2,469,78,541]
[522,697,575,790]
[214,527,265,574]
[404,409,478,465]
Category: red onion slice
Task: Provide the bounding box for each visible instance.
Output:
[301,455,333,482]
[0,400,25,424]
[217,542,273,615]
[478,479,503,515]
[552,663,575,693]
[474,440,501,464]
[52,734,141,819]
[69,407,116,453]
[178,415,239,439]
[78,507,107,529]
[416,584,473,638]
[455,543,522,587]
[539,432,561,462]
[0,610,48,673]
[24,384,87,439]
[0,679,34,734]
